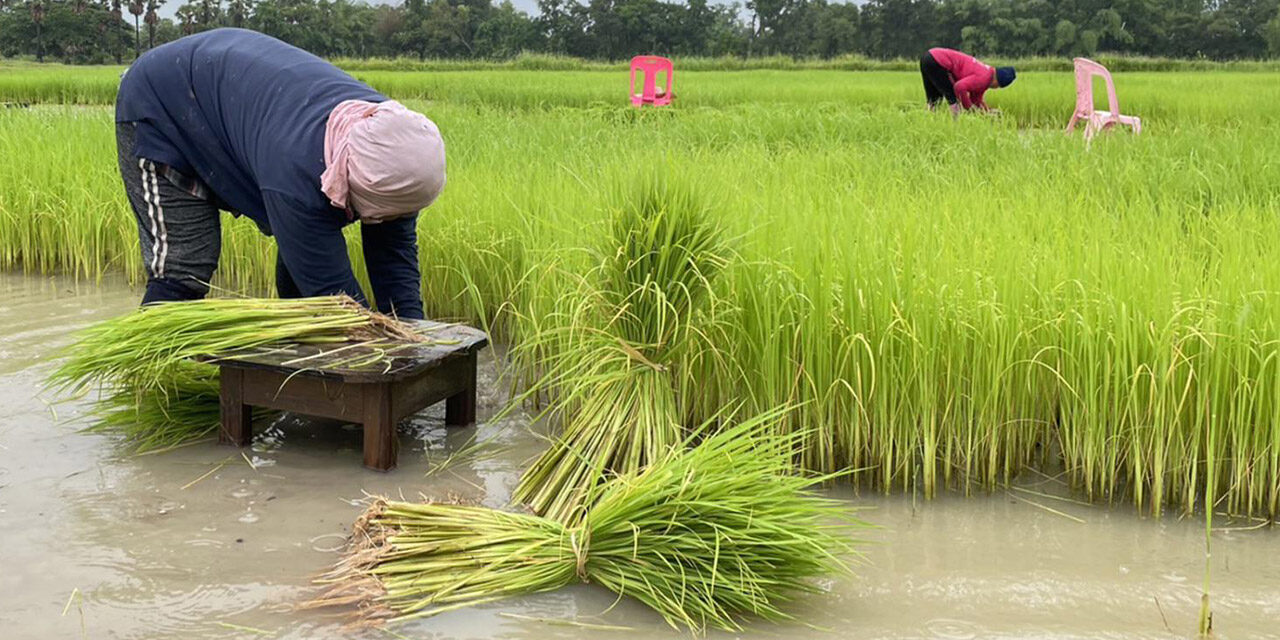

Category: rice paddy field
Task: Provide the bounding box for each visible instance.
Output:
[4,63,1280,637]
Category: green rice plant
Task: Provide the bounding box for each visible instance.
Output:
[9,58,1280,109]
[8,70,1280,517]
[509,176,731,522]
[0,63,124,104]
[306,412,867,632]
[81,362,224,451]
[49,295,419,450]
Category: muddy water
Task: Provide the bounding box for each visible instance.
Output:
[2,272,1278,640]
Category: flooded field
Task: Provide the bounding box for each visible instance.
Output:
[2,272,1279,640]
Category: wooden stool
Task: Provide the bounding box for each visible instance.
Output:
[206,320,488,471]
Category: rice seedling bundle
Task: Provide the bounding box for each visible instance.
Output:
[50,295,420,451]
[80,362,224,451]
[308,413,866,632]
[511,178,731,522]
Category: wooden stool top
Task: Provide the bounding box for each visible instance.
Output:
[200,319,489,383]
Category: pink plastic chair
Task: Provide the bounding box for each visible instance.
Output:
[630,56,674,107]
[1065,58,1141,140]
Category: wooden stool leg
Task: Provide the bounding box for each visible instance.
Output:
[218,367,252,446]
[445,354,477,426]
[362,383,398,471]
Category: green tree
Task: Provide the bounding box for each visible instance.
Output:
[28,0,47,62]
[537,0,591,56]
[1052,18,1076,54]
[474,0,540,58]
[1204,0,1280,59]
[418,0,487,57]
[8,0,1280,64]
[1266,12,1280,55]
[369,4,405,56]
[251,0,322,51]
[175,1,195,32]
[195,0,219,25]
[225,0,249,27]
[0,0,128,61]
[813,1,860,58]
[102,0,124,61]
[700,2,750,56]
[859,0,938,59]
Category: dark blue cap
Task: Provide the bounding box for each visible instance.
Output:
[996,67,1016,88]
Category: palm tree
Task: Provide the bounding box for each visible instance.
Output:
[96,0,112,60]
[29,0,46,63]
[144,0,163,49]
[128,0,142,58]
[176,2,195,34]
[109,0,124,62]
[226,0,250,28]
[195,0,218,26]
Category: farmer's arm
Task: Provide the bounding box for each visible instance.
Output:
[262,189,369,306]
[973,89,990,111]
[361,214,425,320]
[952,76,984,109]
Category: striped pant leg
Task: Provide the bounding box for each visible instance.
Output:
[116,123,222,303]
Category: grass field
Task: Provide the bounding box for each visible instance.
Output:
[4,67,1280,517]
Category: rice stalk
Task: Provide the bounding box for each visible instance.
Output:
[80,362,224,450]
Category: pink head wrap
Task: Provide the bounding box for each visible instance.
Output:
[320,100,446,223]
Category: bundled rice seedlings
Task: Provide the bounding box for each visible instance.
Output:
[50,295,420,451]
[516,368,679,523]
[307,412,866,632]
[510,178,731,522]
[51,295,417,390]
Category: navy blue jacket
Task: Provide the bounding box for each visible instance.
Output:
[116,28,424,319]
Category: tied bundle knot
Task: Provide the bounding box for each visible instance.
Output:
[569,529,591,582]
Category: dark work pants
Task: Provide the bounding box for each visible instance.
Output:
[920,53,958,106]
[117,123,221,304]
[275,253,303,299]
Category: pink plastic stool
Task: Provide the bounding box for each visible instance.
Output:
[1065,57,1141,141]
[630,56,674,107]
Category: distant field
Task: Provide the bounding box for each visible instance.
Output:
[3,67,1280,517]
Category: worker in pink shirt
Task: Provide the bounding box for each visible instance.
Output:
[920,48,1016,116]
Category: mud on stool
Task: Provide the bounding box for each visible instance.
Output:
[203,319,488,471]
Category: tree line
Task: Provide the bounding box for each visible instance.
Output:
[3,0,1280,64]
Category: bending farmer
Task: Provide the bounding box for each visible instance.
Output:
[920,48,1016,115]
[115,28,446,319]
